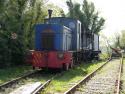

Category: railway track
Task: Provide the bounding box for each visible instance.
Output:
[120,57,125,94]
[0,70,39,91]
[0,70,61,94]
[64,58,123,94]
[31,72,64,94]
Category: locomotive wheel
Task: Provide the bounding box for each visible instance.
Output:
[33,66,35,70]
[69,62,73,69]
[63,63,69,71]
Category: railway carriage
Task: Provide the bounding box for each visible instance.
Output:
[28,10,101,70]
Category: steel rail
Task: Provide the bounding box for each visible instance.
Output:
[0,66,65,94]
[0,70,40,91]
[64,59,111,94]
[31,64,83,94]
[31,79,51,94]
[31,71,64,94]
[115,57,123,94]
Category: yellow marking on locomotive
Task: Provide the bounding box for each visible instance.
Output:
[32,52,43,65]
[33,53,39,64]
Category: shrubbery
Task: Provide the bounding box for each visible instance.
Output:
[0,0,63,68]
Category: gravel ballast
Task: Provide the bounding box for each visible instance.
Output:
[75,59,121,94]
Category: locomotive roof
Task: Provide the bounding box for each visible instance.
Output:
[45,17,81,22]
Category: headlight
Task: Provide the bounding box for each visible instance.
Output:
[57,52,64,59]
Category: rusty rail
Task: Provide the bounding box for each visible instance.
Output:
[64,59,111,94]
[31,80,51,94]
[115,56,123,94]
[0,70,40,91]
[31,71,64,94]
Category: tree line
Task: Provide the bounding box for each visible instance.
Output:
[66,0,105,34]
[0,0,63,68]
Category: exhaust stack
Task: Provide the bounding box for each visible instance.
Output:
[48,9,53,19]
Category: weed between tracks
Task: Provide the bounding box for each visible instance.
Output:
[42,60,105,94]
[0,65,32,84]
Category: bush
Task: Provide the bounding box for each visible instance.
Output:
[99,53,109,60]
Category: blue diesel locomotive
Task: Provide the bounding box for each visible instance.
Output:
[29,10,100,70]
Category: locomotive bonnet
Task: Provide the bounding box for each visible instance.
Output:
[35,17,81,51]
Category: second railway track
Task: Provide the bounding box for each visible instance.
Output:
[0,70,62,94]
[65,58,123,94]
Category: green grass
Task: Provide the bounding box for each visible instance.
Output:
[0,65,32,84]
[42,60,105,94]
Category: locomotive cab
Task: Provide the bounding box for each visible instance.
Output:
[44,17,82,51]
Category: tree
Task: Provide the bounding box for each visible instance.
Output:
[45,4,65,17]
[66,0,105,34]
[0,0,46,67]
[0,0,64,68]
[66,1,83,21]
[113,32,121,48]
[100,33,113,59]
[120,30,125,49]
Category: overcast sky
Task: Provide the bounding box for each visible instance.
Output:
[48,0,125,37]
